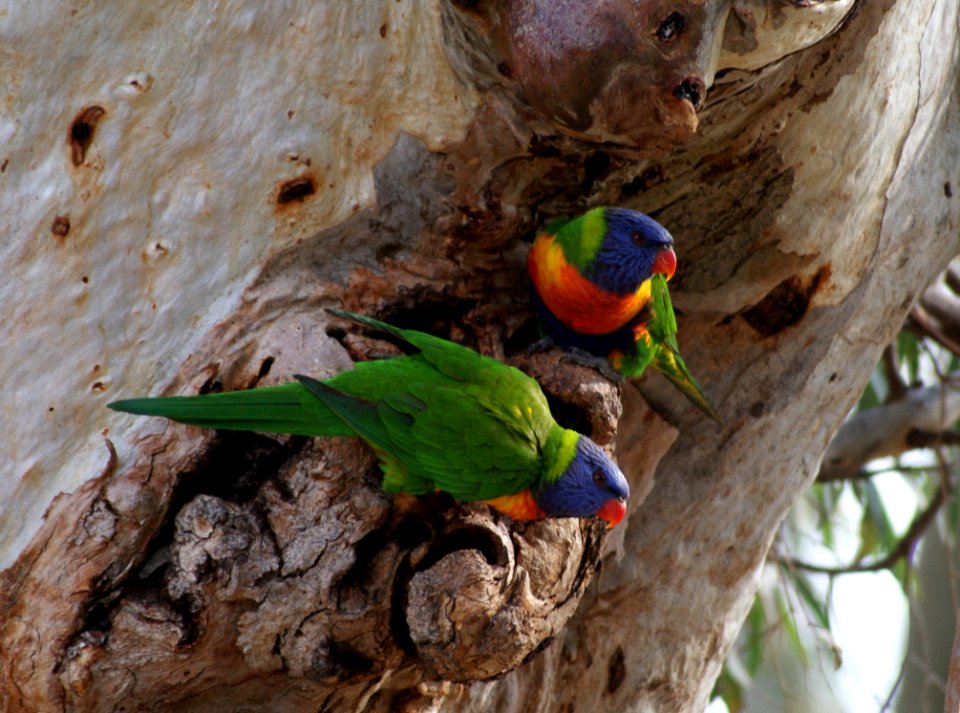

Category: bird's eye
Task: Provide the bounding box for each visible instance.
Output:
[630,231,649,246]
[592,469,606,487]
[656,12,685,42]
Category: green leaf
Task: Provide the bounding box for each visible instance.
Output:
[774,589,809,668]
[897,331,921,383]
[857,376,880,412]
[948,352,960,374]
[947,489,960,540]
[811,483,837,549]
[863,479,896,550]
[711,669,743,713]
[744,597,766,674]
[790,570,830,631]
[891,557,909,586]
[856,509,879,562]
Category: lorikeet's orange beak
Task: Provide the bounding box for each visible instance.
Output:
[598,498,627,528]
[652,246,677,281]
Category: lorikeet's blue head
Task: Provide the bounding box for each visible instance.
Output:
[585,208,677,296]
[535,436,629,527]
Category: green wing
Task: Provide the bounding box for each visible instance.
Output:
[112,310,562,500]
[647,276,723,424]
[648,274,679,346]
[299,370,550,501]
[326,310,561,498]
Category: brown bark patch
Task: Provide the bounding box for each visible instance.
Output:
[69,105,106,166]
[740,263,832,337]
[276,175,318,206]
[51,215,71,238]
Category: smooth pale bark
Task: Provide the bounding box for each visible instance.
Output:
[1,1,958,712]
[819,375,960,482]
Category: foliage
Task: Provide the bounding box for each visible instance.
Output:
[713,271,960,712]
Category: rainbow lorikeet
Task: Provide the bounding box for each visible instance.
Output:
[109,310,630,527]
[527,207,720,422]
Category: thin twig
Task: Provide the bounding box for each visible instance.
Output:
[882,343,908,402]
[910,305,960,359]
[777,476,949,575]
[906,429,960,448]
[817,461,941,483]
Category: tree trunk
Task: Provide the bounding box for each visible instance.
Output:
[2,1,958,711]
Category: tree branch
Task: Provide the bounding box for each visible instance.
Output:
[818,375,960,482]
[944,602,960,713]
[883,344,909,402]
[910,304,960,359]
[787,451,952,575]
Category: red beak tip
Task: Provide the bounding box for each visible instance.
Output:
[598,499,627,528]
[653,248,677,281]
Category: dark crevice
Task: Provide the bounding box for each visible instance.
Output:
[620,166,663,198]
[336,515,436,656]
[69,431,303,659]
[741,264,831,337]
[581,151,612,193]
[73,589,122,645]
[521,635,555,666]
[335,524,395,597]
[138,432,304,570]
[276,175,318,205]
[255,356,275,383]
[326,292,479,353]
[379,293,478,343]
[502,316,543,356]
[606,645,627,694]
[69,105,106,165]
[415,525,508,573]
[197,375,223,395]
[389,552,418,657]
[375,241,403,262]
[673,76,705,111]
[392,515,435,550]
[170,590,203,647]
[308,636,375,681]
[543,391,594,439]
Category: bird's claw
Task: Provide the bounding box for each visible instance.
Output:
[560,349,625,383]
[526,337,555,355]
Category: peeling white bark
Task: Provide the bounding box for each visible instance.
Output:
[1,1,476,568]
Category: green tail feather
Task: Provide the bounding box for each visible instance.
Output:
[653,348,723,424]
[326,308,407,343]
[108,382,354,437]
[648,275,722,424]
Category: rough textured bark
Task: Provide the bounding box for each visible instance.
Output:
[1,1,958,712]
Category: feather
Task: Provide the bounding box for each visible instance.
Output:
[110,311,631,525]
[108,383,351,437]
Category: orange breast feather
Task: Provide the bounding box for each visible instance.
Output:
[528,234,649,335]
[483,490,545,520]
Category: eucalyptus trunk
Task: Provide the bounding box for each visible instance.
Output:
[2,1,958,711]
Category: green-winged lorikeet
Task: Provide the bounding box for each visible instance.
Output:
[109,310,630,527]
[527,206,720,422]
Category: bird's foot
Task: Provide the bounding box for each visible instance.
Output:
[560,349,625,383]
[526,336,555,355]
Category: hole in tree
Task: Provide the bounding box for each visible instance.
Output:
[415,525,508,573]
